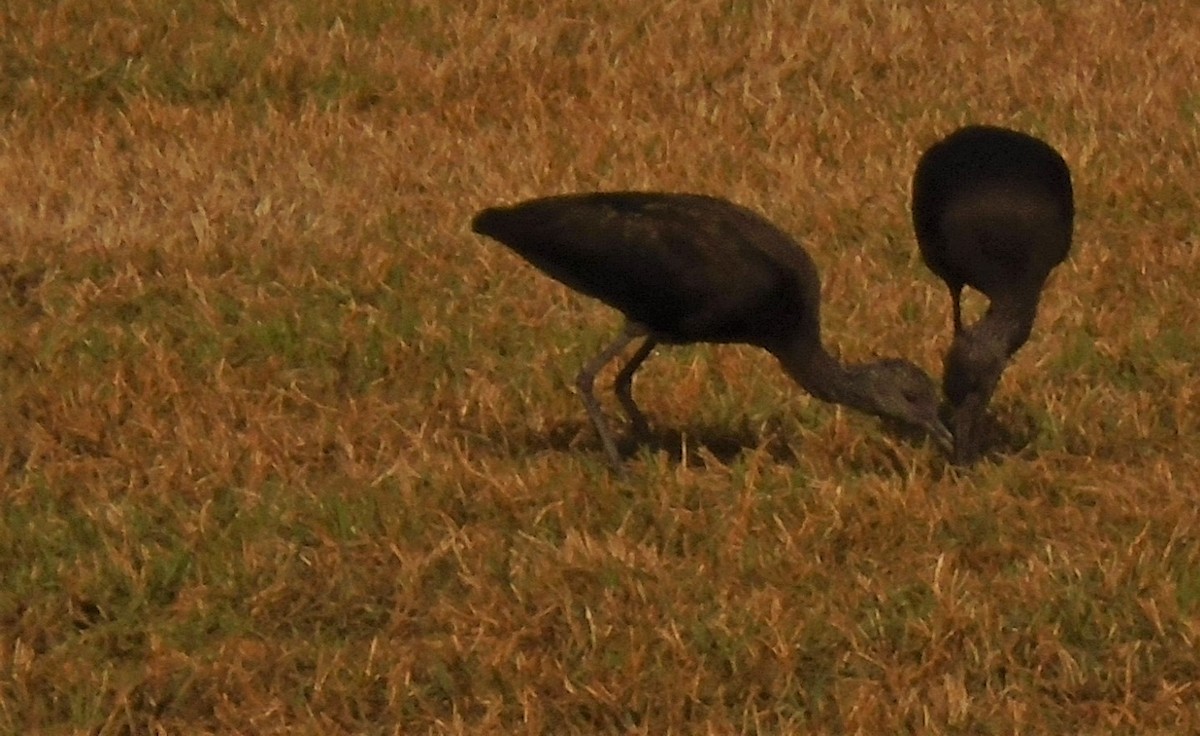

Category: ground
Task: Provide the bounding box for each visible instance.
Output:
[1,1,1198,733]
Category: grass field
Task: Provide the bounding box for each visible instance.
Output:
[1,0,1199,733]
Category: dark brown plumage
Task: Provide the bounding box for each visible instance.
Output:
[911,125,1075,463]
[472,191,951,473]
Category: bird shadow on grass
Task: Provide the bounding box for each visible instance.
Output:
[930,403,1041,471]
[527,418,800,469]
[977,411,1038,459]
[515,416,961,473]
[954,401,1149,467]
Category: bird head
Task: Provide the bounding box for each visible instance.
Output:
[942,326,1011,463]
[862,359,953,450]
[942,326,1010,407]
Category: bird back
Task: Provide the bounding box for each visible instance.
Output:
[912,125,1074,298]
[472,192,822,346]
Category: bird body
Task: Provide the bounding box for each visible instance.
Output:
[911,125,1074,462]
[913,126,1074,333]
[472,192,820,348]
[472,191,950,472]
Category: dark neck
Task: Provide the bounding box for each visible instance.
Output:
[771,339,884,416]
[978,296,1041,356]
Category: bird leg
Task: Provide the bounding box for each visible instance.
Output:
[950,285,964,334]
[575,327,643,474]
[614,336,656,439]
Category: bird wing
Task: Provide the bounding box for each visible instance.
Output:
[938,188,1072,294]
[474,192,817,344]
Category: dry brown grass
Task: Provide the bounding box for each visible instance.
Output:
[1,0,1198,733]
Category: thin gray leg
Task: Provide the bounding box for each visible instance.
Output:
[950,285,964,334]
[575,329,640,475]
[614,336,656,439]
